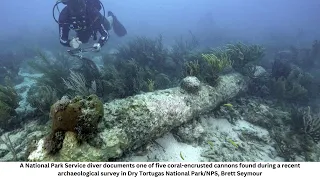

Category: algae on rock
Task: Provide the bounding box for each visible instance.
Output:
[28,94,104,161]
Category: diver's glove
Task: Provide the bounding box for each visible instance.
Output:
[93,43,101,52]
[69,37,82,49]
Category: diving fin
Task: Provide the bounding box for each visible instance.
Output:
[108,11,127,37]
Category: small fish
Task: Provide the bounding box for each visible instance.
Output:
[180,151,185,160]
[223,103,233,108]
[207,141,214,149]
[228,139,238,148]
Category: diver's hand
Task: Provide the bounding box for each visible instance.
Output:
[69,37,82,49]
[93,43,101,52]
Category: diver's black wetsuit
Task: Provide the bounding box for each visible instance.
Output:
[58,2,110,47]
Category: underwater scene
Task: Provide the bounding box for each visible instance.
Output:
[1,0,320,162]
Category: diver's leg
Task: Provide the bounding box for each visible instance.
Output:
[106,16,114,29]
[100,14,113,31]
[105,11,127,37]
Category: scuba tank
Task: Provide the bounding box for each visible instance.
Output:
[52,0,105,24]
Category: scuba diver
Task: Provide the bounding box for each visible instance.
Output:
[54,0,127,52]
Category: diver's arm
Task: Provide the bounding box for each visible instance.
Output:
[97,23,110,47]
[59,24,71,47]
[58,8,71,47]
